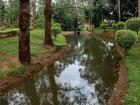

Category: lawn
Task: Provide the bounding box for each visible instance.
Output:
[0,29,67,77]
[0,29,67,56]
[124,42,140,105]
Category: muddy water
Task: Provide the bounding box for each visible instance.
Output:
[0,35,120,105]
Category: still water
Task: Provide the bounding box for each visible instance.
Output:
[0,35,120,105]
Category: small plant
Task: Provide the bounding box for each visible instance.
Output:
[126,17,140,33]
[52,22,61,28]
[116,30,137,51]
[112,23,117,30]
[117,22,125,30]
[138,31,140,41]
[100,23,108,31]
[51,26,62,39]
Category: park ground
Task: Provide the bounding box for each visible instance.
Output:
[0,29,67,77]
[0,27,140,105]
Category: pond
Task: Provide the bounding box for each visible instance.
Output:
[0,35,120,105]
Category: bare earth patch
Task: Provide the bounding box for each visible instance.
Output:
[0,52,21,76]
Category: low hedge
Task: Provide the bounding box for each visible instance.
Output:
[126,17,140,33]
[117,22,125,30]
[115,30,137,51]
[112,23,117,30]
[0,27,34,37]
[100,23,108,31]
[0,29,19,37]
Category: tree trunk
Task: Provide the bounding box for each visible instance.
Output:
[19,0,31,64]
[118,0,121,21]
[31,0,37,28]
[44,0,54,47]
[138,0,140,17]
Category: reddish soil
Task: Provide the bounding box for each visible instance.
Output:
[0,46,71,95]
[107,47,128,105]
[0,52,21,76]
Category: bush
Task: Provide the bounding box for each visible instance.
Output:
[117,22,125,29]
[112,23,117,30]
[100,23,108,31]
[126,17,140,33]
[0,29,19,37]
[116,30,137,51]
[51,26,62,39]
[52,22,61,28]
[138,31,140,41]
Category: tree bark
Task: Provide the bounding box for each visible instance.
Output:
[44,0,54,47]
[118,0,121,21]
[19,0,31,64]
[31,0,37,28]
[138,0,140,17]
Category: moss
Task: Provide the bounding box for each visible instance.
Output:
[124,42,140,105]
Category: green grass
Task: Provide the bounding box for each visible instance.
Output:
[0,28,67,77]
[0,28,67,56]
[124,43,140,105]
[93,27,115,34]
[7,66,28,77]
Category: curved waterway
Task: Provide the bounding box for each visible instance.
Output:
[0,35,120,105]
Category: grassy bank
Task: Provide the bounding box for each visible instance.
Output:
[124,42,140,105]
[92,27,115,34]
[0,29,67,77]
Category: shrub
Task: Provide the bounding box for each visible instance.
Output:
[117,22,125,29]
[112,23,117,30]
[116,30,137,51]
[126,17,140,33]
[51,26,62,39]
[138,31,140,41]
[100,23,108,31]
[52,22,61,28]
[0,29,19,37]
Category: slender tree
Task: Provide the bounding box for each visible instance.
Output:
[19,0,31,64]
[31,0,37,28]
[44,0,54,47]
[138,0,140,17]
[118,0,121,21]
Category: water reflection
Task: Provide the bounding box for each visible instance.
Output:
[0,35,120,105]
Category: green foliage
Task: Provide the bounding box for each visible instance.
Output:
[138,31,140,41]
[112,23,117,30]
[124,42,140,105]
[117,22,125,29]
[0,29,18,36]
[36,15,45,28]
[7,66,27,77]
[54,34,67,46]
[116,30,137,50]
[51,22,62,39]
[52,22,61,28]
[126,17,140,33]
[100,23,108,31]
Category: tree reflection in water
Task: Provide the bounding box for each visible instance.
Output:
[0,35,120,105]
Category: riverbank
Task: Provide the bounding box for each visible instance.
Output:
[107,47,128,105]
[0,45,70,95]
